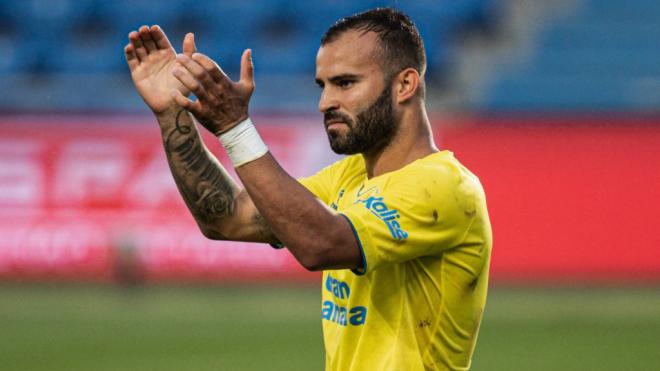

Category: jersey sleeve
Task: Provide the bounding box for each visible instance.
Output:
[339,163,480,275]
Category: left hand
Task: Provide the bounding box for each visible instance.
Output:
[170,49,255,135]
[124,26,197,115]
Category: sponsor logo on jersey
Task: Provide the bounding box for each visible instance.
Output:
[322,274,367,326]
[355,194,408,241]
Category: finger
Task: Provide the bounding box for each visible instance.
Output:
[139,25,157,53]
[172,66,209,100]
[182,33,197,57]
[191,53,230,83]
[239,49,254,87]
[124,44,139,70]
[129,31,148,60]
[176,54,216,91]
[171,89,201,113]
[149,25,173,50]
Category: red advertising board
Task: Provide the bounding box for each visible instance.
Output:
[439,114,660,283]
[0,115,335,282]
[1,114,659,283]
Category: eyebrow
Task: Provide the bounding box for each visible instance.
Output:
[316,74,361,86]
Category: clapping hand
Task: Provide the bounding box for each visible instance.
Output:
[124,25,195,115]
[169,47,255,135]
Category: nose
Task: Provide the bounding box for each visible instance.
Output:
[318,88,339,113]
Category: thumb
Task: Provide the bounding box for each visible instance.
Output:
[239,49,254,87]
[183,33,197,56]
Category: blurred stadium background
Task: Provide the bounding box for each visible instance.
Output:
[1,0,659,370]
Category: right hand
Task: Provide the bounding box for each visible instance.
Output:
[169,50,255,136]
[124,25,196,114]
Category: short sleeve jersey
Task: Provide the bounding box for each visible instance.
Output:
[299,151,492,371]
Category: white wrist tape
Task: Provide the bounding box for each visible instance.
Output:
[218,117,269,167]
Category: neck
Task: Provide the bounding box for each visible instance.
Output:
[362,106,437,179]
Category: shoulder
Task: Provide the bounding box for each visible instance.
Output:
[300,155,365,203]
[387,151,485,211]
[388,152,467,191]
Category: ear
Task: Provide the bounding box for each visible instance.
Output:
[394,68,421,104]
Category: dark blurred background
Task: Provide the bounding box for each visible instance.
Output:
[0,1,659,370]
[1,0,658,111]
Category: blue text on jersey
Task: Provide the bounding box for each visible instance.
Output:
[356,196,408,240]
[323,274,366,326]
[326,274,350,299]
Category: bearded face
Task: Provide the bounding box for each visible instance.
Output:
[323,84,397,155]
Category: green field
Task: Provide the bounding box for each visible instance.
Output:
[1,284,659,370]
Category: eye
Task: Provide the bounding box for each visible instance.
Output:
[338,79,354,89]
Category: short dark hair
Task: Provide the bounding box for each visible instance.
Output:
[321,8,427,82]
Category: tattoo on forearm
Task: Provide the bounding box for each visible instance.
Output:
[164,109,236,225]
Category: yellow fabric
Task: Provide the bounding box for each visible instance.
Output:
[299,151,492,371]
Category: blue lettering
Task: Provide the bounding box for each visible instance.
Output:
[372,201,387,213]
[361,196,377,208]
[322,301,367,327]
[331,303,339,323]
[337,306,347,326]
[322,300,334,320]
[325,274,351,299]
[380,209,398,218]
[349,306,367,325]
[328,302,347,326]
[339,282,350,299]
[381,212,398,222]
[356,196,408,241]
[332,279,341,298]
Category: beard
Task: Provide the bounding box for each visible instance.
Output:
[324,85,397,155]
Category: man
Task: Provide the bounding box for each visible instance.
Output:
[125,8,491,371]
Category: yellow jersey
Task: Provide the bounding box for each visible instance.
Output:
[299,151,492,371]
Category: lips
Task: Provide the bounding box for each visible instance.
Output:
[325,121,347,130]
[324,111,352,129]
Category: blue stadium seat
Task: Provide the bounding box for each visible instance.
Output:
[0,36,22,73]
[529,49,660,79]
[94,1,183,33]
[3,0,95,39]
[47,35,126,73]
[484,76,630,110]
[480,0,660,110]
[0,0,503,110]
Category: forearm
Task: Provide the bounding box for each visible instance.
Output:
[236,153,361,270]
[148,44,356,262]
[156,107,271,241]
